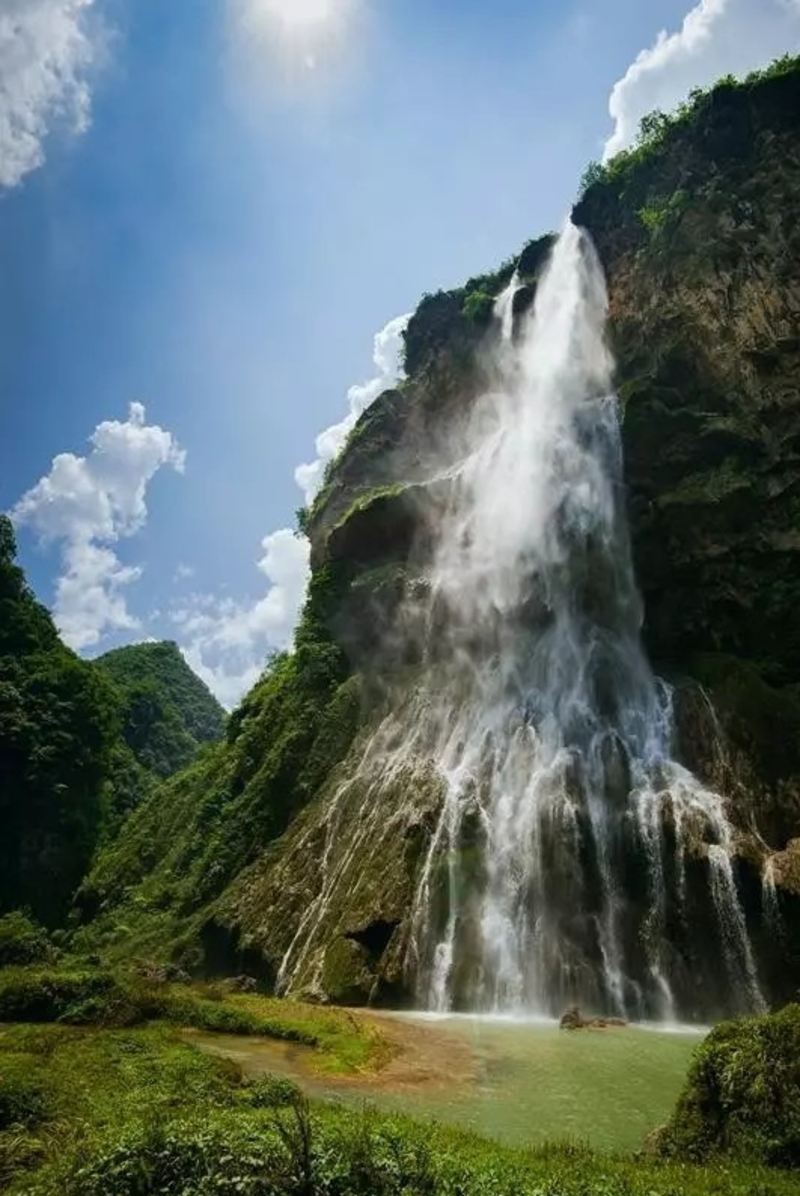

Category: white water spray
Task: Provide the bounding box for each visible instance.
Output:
[403,222,764,1017]
[279,223,765,1020]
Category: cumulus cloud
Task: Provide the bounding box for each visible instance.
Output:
[172,529,311,709]
[295,312,410,503]
[11,403,185,650]
[0,0,100,189]
[603,0,800,162]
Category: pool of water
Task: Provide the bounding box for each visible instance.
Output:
[190,1012,703,1153]
[378,1015,699,1150]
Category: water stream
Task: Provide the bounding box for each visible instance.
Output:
[280,223,766,1021]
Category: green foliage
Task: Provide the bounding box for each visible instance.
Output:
[0,519,120,924]
[0,517,57,657]
[79,565,362,957]
[0,968,149,1027]
[85,642,227,834]
[0,913,52,967]
[295,505,311,535]
[96,642,224,770]
[658,1004,800,1167]
[246,1075,302,1108]
[637,190,690,240]
[0,1074,48,1131]
[657,457,753,506]
[579,159,606,193]
[638,203,669,235]
[461,288,495,324]
[0,967,383,1074]
[578,54,800,198]
[3,1019,798,1196]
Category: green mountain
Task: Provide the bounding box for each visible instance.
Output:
[79,58,800,1008]
[95,642,225,782]
[0,516,227,925]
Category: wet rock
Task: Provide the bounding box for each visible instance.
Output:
[559,1006,627,1030]
[559,1005,584,1030]
[220,974,258,993]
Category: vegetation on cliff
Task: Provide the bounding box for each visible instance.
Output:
[76,563,363,968]
[93,641,226,832]
[96,641,225,778]
[0,515,119,925]
[0,515,228,926]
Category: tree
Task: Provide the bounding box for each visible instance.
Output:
[0,516,119,924]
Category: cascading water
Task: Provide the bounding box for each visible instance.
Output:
[404,221,764,1019]
[278,222,766,1021]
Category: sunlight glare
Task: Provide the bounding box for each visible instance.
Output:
[256,0,339,32]
[231,0,360,94]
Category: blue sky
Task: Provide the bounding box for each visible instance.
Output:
[2,0,798,704]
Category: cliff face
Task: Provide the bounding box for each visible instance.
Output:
[88,60,800,1011]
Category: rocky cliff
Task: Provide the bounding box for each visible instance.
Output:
[84,58,800,1013]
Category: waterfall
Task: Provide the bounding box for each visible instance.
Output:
[279,222,765,1021]
[401,222,764,1018]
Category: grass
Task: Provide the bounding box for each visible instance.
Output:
[166,988,390,1074]
[0,967,388,1075]
[2,1021,799,1196]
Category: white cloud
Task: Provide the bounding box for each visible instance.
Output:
[174,562,195,582]
[295,312,410,503]
[0,0,100,189]
[11,403,185,650]
[603,0,800,162]
[173,529,310,709]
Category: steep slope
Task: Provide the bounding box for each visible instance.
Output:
[0,516,119,925]
[95,642,225,781]
[84,58,800,1011]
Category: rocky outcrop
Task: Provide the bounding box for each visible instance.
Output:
[575,65,800,686]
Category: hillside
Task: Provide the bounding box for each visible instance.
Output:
[95,642,225,782]
[0,518,227,924]
[0,516,118,925]
[79,58,800,1012]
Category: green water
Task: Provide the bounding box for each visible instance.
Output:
[193,1015,702,1153]
[379,1017,699,1151]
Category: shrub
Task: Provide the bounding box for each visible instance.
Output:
[0,1075,48,1130]
[658,1003,800,1166]
[0,912,52,967]
[246,1075,302,1108]
[0,969,161,1028]
[461,289,495,324]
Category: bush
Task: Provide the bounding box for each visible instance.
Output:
[0,1075,48,1130]
[0,913,52,967]
[246,1075,302,1108]
[0,968,161,1027]
[658,1003,800,1166]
